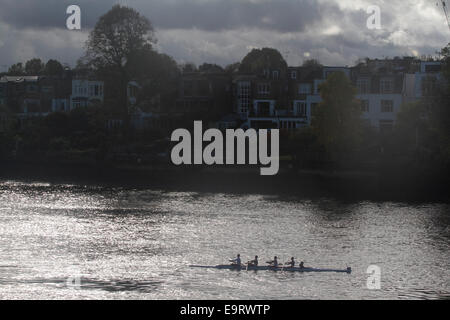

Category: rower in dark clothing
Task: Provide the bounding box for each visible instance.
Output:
[229,254,241,266]
[267,256,279,268]
[248,256,258,267]
[285,257,296,268]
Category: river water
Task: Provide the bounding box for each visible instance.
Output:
[0,180,449,300]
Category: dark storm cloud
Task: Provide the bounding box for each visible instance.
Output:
[0,0,447,68]
[0,0,109,29]
[0,0,325,32]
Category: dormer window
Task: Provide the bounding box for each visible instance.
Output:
[291,71,297,80]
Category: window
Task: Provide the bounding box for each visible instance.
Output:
[294,101,307,117]
[298,83,311,95]
[360,100,369,112]
[381,100,394,112]
[380,78,393,94]
[257,83,270,95]
[290,71,297,80]
[238,81,251,114]
[357,78,370,94]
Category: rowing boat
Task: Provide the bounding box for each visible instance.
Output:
[190,265,352,273]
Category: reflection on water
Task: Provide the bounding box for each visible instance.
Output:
[0,180,449,300]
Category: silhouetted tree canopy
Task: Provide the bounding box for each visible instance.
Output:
[225,62,240,74]
[126,48,180,110]
[302,59,323,68]
[7,63,24,75]
[44,59,64,76]
[239,48,287,74]
[83,5,157,118]
[181,63,197,73]
[198,63,224,73]
[84,5,156,71]
[25,58,44,75]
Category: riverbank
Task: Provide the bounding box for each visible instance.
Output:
[1,160,449,202]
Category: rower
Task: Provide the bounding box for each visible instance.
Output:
[286,257,295,268]
[299,261,305,269]
[267,256,279,268]
[248,255,258,267]
[229,254,241,266]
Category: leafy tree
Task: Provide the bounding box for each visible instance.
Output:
[84,5,156,118]
[394,102,430,154]
[126,48,180,110]
[239,48,287,74]
[441,43,450,81]
[225,62,240,74]
[8,63,25,75]
[312,72,362,155]
[44,59,64,76]
[181,63,197,73]
[198,63,224,73]
[302,59,322,68]
[429,43,450,165]
[25,58,44,75]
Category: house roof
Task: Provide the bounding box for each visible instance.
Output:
[0,76,39,83]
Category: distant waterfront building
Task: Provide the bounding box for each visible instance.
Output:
[70,78,104,109]
[352,66,405,131]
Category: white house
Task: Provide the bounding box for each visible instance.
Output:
[70,79,104,109]
[356,93,403,130]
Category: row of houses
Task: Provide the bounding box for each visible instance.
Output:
[0,58,444,134]
[0,71,104,116]
[175,58,443,132]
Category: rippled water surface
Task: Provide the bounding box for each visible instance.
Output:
[0,180,449,300]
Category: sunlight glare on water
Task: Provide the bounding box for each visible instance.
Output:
[0,181,449,299]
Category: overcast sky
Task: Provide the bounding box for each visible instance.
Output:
[0,0,448,71]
